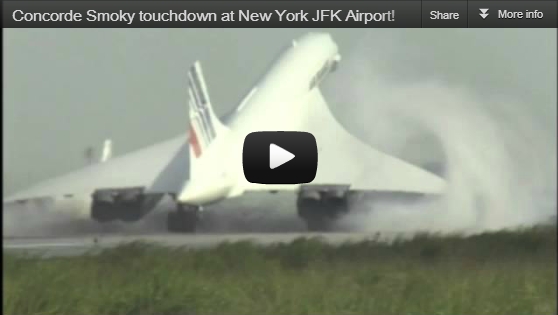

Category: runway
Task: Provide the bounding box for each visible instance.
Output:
[3,232,403,257]
[4,192,553,258]
[2,193,385,257]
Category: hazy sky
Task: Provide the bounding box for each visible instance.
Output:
[3,28,556,195]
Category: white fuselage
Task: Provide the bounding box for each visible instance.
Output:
[176,33,340,205]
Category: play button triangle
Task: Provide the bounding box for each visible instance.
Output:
[269,143,295,169]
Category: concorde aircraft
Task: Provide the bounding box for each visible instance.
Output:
[4,32,446,232]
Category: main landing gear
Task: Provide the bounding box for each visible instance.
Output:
[296,185,351,232]
[165,186,352,233]
[167,204,201,233]
[90,188,162,223]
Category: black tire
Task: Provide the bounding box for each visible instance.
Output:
[297,195,349,232]
[167,208,198,233]
[297,198,335,232]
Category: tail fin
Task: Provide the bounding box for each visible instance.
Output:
[187,61,227,168]
[100,139,112,162]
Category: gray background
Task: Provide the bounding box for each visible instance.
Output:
[3,28,557,196]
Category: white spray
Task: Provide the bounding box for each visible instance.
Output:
[325,30,557,233]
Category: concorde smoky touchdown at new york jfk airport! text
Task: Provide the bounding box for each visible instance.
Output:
[11,9,396,25]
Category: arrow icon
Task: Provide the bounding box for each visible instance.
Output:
[269,143,295,169]
[479,8,489,19]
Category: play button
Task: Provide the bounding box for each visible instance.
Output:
[243,131,318,184]
[269,144,295,169]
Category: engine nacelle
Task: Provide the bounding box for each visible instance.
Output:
[90,188,163,222]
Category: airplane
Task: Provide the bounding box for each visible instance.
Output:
[4,32,446,233]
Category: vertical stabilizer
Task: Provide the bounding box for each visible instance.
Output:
[100,139,112,162]
[187,61,228,176]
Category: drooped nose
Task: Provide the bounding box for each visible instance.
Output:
[296,32,338,58]
[297,32,335,46]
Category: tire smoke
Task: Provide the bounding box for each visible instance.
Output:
[3,194,305,237]
[326,30,557,233]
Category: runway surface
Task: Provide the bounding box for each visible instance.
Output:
[3,232,404,257]
[3,193,399,257]
[5,193,553,258]
[2,196,418,257]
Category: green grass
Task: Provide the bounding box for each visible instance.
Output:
[4,226,557,315]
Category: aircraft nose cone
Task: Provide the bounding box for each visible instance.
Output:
[298,32,334,45]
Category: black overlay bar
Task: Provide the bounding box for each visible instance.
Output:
[2,0,557,28]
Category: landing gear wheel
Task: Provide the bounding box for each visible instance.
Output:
[167,205,199,233]
[297,190,350,232]
[297,198,333,232]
